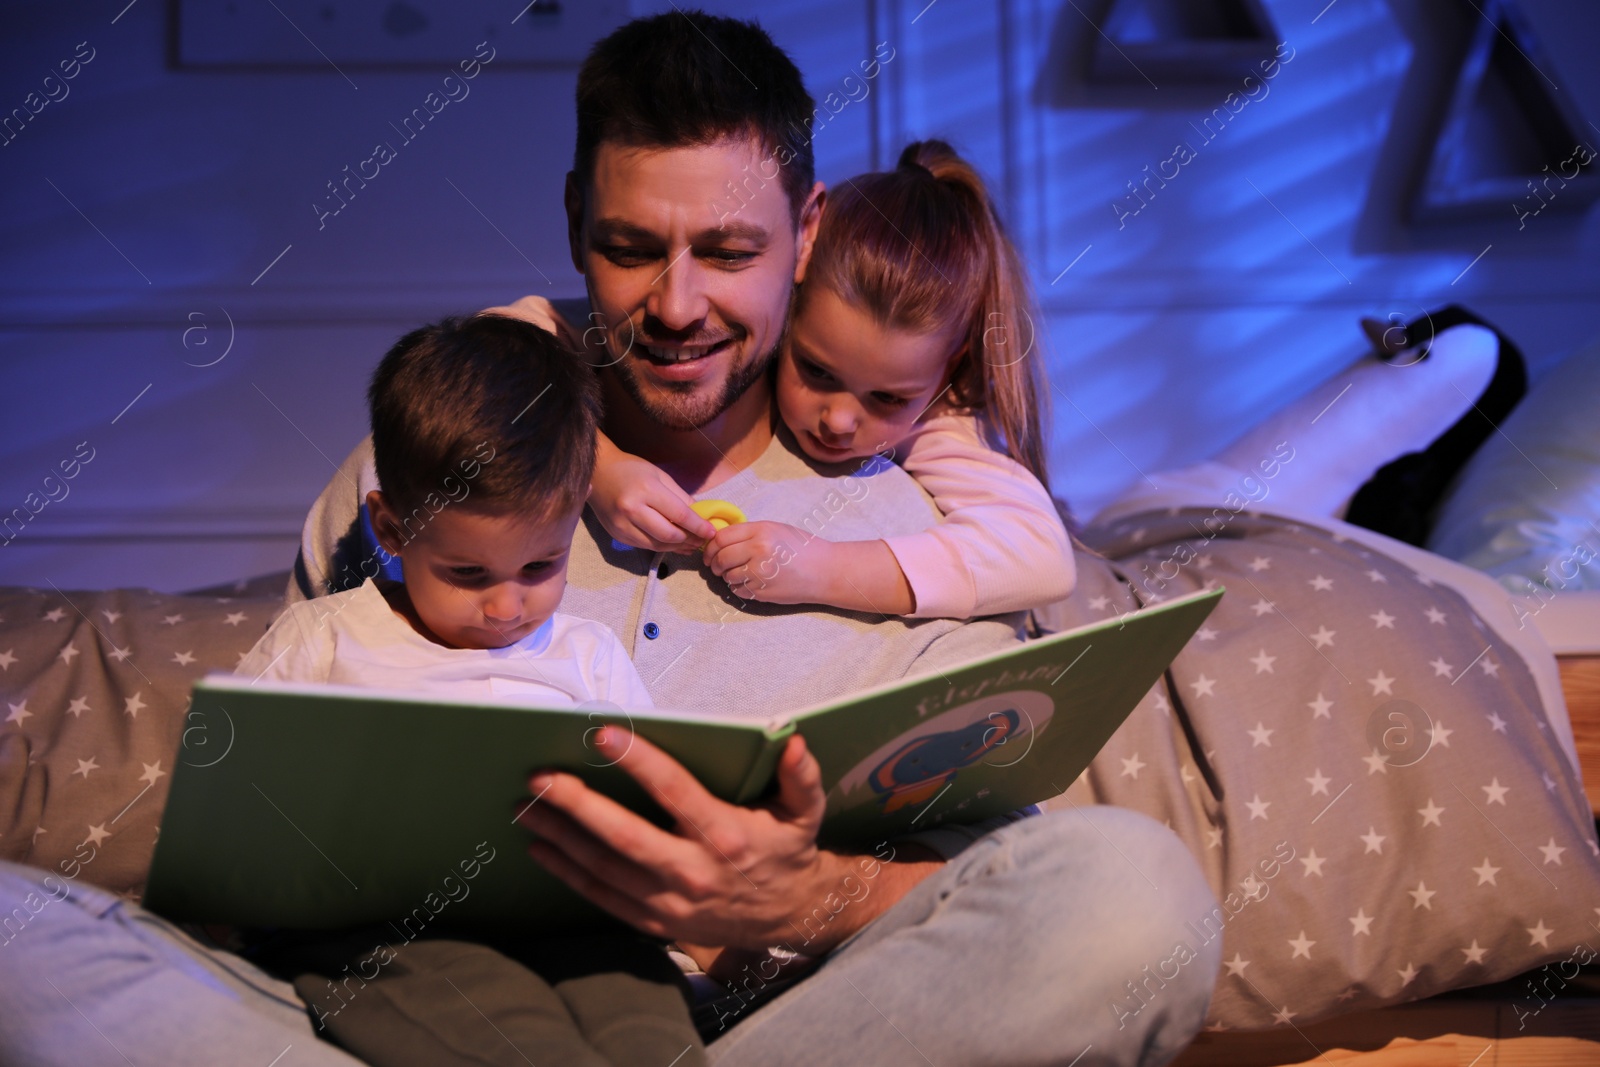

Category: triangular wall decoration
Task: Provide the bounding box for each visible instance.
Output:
[1411,0,1597,224]
[1088,0,1280,85]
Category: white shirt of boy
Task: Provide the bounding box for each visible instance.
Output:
[236,578,654,710]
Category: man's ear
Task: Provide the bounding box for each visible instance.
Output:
[365,490,405,556]
[564,171,586,275]
[792,181,826,285]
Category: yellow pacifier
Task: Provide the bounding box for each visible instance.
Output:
[691,499,746,530]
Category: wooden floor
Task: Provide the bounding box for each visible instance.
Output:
[1172,961,1600,1065]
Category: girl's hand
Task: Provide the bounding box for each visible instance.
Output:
[478,295,581,350]
[703,521,829,604]
[591,438,717,554]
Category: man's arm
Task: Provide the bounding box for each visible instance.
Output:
[515,728,942,955]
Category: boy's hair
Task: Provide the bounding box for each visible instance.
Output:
[368,314,600,527]
[574,10,816,221]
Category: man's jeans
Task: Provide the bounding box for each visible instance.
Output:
[0,807,1218,1066]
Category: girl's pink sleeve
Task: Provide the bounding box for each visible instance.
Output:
[883,414,1075,618]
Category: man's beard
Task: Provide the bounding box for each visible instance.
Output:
[606,325,785,431]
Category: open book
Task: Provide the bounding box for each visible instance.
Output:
[145,588,1220,933]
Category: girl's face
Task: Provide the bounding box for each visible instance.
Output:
[778,284,966,464]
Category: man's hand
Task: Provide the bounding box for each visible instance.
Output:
[591,437,718,554]
[516,729,934,953]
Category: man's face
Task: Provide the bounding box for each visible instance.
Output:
[567,137,821,431]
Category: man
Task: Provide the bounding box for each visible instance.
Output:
[0,12,1217,1066]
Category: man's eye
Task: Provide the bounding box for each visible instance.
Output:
[703,249,756,264]
[601,246,655,266]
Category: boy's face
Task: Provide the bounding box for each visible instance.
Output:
[565,135,823,431]
[367,491,582,651]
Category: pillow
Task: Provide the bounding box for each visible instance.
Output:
[1428,335,1600,596]
[0,586,281,897]
[1036,510,1600,1030]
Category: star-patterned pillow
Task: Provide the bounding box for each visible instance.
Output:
[1038,509,1600,1031]
[0,584,282,900]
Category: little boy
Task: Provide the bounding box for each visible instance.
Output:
[237,314,705,1067]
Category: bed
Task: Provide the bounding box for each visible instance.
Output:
[2,339,1598,1063]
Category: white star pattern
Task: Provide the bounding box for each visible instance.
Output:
[1538,838,1566,866]
[1480,658,1500,677]
[101,610,121,624]
[1088,595,1110,611]
[73,757,99,778]
[1245,794,1271,820]
[83,823,111,847]
[1195,626,1218,642]
[1250,649,1276,674]
[1310,626,1335,648]
[224,612,247,626]
[1350,909,1374,936]
[1299,850,1326,877]
[163,613,185,625]
[1366,671,1395,696]
[1486,712,1507,733]
[1360,827,1386,854]
[0,649,15,671]
[67,697,90,717]
[1307,693,1333,719]
[1289,931,1316,959]
[1190,675,1217,698]
[1370,609,1395,629]
[1397,962,1419,986]
[6,700,31,725]
[1120,753,1146,779]
[1365,569,1388,583]
[1472,858,1500,886]
[1429,657,1454,678]
[1429,720,1452,748]
[1224,954,1249,977]
[1482,779,1508,805]
[1305,769,1331,796]
[1462,940,1486,964]
[1272,1006,1298,1026]
[139,761,167,786]
[172,650,196,666]
[124,692,146,718]
[1250,598,1275,617]
[1248,556,1272,572]
[43,607,66,622]
[1308,575,1334,592]
[1417,800,1444,827]
[1424,607,1447,625]
[57,642,79,666]
[108,646,132,662]
[1248,723,1274,747]
[1526,920,1553,948]
[1362,750,1390,775]
[1409,882,1436,910]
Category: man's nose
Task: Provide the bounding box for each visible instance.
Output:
[646,250,710,331]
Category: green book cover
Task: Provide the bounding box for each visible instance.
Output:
[145,588,1220,933]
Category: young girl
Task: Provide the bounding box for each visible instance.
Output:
[512,140,1076,619]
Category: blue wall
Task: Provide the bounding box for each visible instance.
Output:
[1,0,1596,591]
